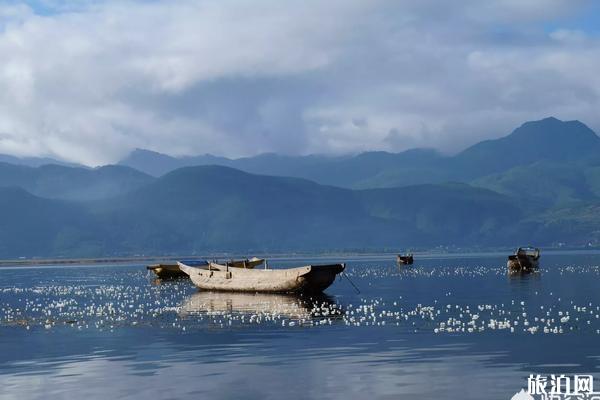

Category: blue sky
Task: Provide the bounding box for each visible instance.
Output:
[1,0,599,165]
[546,2,600,33]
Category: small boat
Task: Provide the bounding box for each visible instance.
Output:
[397,254,414,265]
[223,257,264,269]
[507,247,540,274]
[147,260,208,279]
[178,261,345,293]
[147,257,264,279]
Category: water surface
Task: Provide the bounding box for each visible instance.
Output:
[1,253,600,399]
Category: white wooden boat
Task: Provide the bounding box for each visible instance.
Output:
[178,261,345,293]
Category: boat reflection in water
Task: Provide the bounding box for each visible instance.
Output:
[179,291,342,324]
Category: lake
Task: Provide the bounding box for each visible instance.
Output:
[1,252,600,399]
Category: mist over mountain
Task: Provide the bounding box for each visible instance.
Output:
[2,117,600,258]
[0,154,84,169]
[0,163,153,201]
[118,118,600,189]
[119,149,231,178]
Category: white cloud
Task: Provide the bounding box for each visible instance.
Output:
[0,0,599,165]
[550,29,587,43]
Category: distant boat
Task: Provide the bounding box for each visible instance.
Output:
[178,261,345,293]
[397,254,414,265]
[507,247,540,274]
[147,257,264,279]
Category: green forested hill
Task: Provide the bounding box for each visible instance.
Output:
[472,162,598,208]
[0,166,533,257]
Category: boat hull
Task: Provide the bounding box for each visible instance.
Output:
[178,262,345,293]
[507,256,539,274]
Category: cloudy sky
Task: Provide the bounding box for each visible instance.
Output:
[0,0,599,165]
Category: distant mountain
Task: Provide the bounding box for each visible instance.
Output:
[454,117,600,178]
[119,147,451,186]
[0,163,154,201]
[119,148,232,177]
[207,149,450,188]
[0,153,84,168]
[1,117,600,257]
[118,117,600,189]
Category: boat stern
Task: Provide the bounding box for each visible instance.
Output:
[302,263,345,293]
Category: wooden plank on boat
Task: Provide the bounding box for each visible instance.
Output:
[223,257,264,269]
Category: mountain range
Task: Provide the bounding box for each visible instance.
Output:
[1,117,600,258]
[119,117,600,187]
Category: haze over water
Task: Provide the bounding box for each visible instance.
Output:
[1,252,600,399]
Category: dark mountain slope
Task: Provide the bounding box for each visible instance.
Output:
[472,162,598,208]
[0,187,102,257]
[92,166,396,252]
[88,166,526,253]
[527,204,600,247]
[1,163,598,257]
[357,183,522,243]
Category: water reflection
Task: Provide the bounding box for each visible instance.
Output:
[507,270,542,283]
[179,291,340,322]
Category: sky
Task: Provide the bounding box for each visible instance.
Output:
[0,0,599,166]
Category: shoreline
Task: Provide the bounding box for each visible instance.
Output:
[2,248,600,267]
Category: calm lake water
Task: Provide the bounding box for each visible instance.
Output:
[1,252,600,399]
